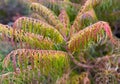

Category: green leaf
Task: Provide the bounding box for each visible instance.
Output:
[14,17,65,44]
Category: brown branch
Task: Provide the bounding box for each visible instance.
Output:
[67,51,94,69]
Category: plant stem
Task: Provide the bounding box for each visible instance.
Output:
[67,51,94,69]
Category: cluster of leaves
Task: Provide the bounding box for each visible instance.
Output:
[0,0,120,84]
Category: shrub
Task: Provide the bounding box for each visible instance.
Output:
[0,0,120,84]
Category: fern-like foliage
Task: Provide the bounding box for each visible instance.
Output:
[30,13,47,22]
[68,21,114,53]
[70,8,98,37]
[30,3,67,37]
[0,24,54,49]
[58,9,70,37]
[3,49,69,72]
[0,0,119,83]
[13,17,64,44]
[3,49,69,83]
[70,0,98,35]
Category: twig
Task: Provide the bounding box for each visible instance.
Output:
[67,51,94,69]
